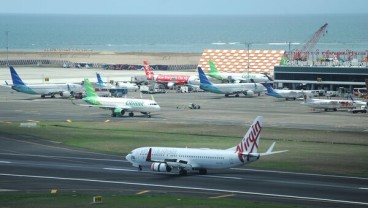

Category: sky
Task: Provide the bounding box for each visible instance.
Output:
[1,0,367,15]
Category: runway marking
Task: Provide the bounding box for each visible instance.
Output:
[136,190,150,195]
[1,172,367,206]
[104,168,242,179]
[209,194,235,199]
[104,168,141,172]
[0,152,122,162]
[0,161,11,164]
[199,175,241,180]
[359,187,368,190]
[231,168,368,180]
[0,189,17,192]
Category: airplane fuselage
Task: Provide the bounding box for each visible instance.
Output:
[126,147,257,170]
[82,97,160,113]
[200,82,264,95]
[12,83,83,96]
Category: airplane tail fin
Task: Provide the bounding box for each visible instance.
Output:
[264,83,275,94]
[143,61,154,80]
[302,92,313,103]
[208,59,220,74]
[96,73,105,87]
[83,78,98,97]
[229,116,263,154]
[198,67,212,85]
[10,66,26,86]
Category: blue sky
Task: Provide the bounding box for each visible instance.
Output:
[1,0,367,15]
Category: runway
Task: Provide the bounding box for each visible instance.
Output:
[0,134,367,207]
[1,68,368,207]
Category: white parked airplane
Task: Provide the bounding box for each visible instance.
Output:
[301,92,367,111]
[198,67,264,97]
[207,60,271,83]
[126,116,287,175]
[76,78,160,118]
[96,72,139,92]
[264,83,303,100]
[5,66,84,98]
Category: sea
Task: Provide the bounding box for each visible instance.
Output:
[0,14,367,54]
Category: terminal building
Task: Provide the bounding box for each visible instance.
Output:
[274,65,368,91]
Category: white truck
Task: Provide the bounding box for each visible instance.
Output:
[348,105,367,114]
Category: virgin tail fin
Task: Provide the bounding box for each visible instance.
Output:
[231,116,263,154]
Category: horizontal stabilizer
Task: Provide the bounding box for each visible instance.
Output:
[260,142,288,156]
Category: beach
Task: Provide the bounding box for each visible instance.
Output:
[0,51,202,66]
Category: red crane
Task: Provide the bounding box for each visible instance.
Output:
[293,23,328,61]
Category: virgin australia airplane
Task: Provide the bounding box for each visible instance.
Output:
[198,67,264,97]
[77,78,160,118]
[6,66,84,98]
[126,116,287,175]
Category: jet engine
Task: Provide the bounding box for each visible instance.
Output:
[151,162,172,172]
[112,108,125,117]
[60,91,72,98]
[167,82,175,88]
[243,90,254,97]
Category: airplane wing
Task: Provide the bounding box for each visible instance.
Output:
[145,148,193,170]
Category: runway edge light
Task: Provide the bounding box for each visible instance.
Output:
[92,196,103,204]
[50,188,57,194]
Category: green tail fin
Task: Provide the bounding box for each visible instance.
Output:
[209,59,219,74]
[84,78,98,97]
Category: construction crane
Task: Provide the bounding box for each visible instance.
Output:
[292,23,328,61]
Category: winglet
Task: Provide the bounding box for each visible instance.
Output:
[146,148,152,162]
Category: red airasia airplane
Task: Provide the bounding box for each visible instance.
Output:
[143,61,199,88]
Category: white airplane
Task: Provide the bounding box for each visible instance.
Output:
[198,67,264,97]
[126,116,287,176]
[301,92,367,111]
[264,83,303,100]
[77,78,160,118]
[5,66,84,98]
[207,60,271,83]
[116,81,139,92]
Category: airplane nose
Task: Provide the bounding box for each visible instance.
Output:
[125,154,131,161]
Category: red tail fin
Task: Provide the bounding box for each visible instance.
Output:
[235,116,263,154]
[143,61,154,80]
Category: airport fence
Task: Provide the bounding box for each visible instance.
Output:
[0,59,197,71]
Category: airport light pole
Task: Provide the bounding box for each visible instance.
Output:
[6,31,9,66]
[245,42,251,79]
